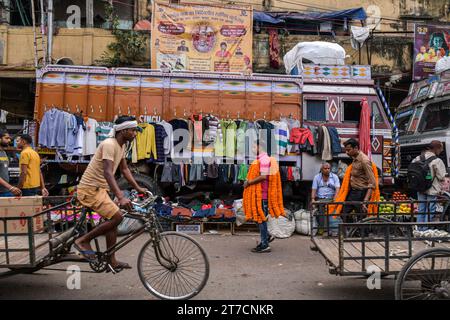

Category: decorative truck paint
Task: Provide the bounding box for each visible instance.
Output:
[34,64,395,185]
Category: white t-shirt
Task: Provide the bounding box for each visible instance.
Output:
[83,118,99,156]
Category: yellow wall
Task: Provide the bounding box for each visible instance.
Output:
[0,26,117,68]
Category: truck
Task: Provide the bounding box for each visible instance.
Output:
[32,64,396,199]
[395,69,450,181]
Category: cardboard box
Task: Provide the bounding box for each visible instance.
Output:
[0,196,45,234]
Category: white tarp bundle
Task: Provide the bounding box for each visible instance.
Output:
[267,209,296,238]
[435,56,450,74]
[283,41,346,74]
[350,26,370,50]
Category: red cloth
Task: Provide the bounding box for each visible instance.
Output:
[290,128,314,146]
[359,98,371,160]
[287,167,294,181]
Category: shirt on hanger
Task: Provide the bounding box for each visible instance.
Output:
[83,118,99,156]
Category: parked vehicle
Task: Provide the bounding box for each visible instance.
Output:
[396,69,450,180]
[33,64,396,196]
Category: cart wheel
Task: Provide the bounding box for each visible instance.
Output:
[348,217,404,238]
[395,248,450,300]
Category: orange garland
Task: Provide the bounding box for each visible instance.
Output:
[328,162,380,216]
[243,159,285,224]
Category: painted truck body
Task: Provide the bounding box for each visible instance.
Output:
[34,64,394,189]
[396,70,450,179]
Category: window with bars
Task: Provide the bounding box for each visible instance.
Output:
[305,100,327,121]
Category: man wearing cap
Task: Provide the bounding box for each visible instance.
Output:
[74,116,147,272]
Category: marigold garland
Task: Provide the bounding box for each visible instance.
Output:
[243,159,285,224]
[328,162,380,216]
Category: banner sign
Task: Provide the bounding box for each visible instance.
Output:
[413,24,450,81]
[151,2,253,73]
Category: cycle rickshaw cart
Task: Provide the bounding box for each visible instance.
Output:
[0,192,210,300]
[311,197,450,300]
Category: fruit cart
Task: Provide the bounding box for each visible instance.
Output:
[310,199,450,300]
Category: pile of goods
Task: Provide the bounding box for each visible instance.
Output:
[392,192,412,214]
[378,193,412,214]
[378,195,395,214]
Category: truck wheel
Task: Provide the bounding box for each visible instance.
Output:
[117,173,162,196]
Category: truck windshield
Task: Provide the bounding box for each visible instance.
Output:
[418,101,450,132]
[395,109,414,135]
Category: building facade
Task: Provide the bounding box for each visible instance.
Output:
[0,0,448,123]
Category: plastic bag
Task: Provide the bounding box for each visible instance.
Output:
[267,210,295,238]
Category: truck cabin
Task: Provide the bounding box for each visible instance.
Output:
[396,71,450,177]
[299,64,394,185]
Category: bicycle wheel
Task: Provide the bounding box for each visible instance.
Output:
[137,231,209,300]
[395,248,450,300]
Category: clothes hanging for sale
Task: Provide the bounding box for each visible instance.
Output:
[237,163,248,181]
[207,162,219,179]
[270,120,289,156]
[327,127,342,155]
[161,162,173,183]
[148,123,167,163]
[203,114,219,145]
[83,118,99,156]
[322,126,333,161]
[96,122,114,145]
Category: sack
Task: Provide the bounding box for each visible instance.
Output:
[267,210,295,238]
[294,209,317,236]
[117,216,144,236]
[407,155,437,193]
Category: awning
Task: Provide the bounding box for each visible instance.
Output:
[254,7,367,24]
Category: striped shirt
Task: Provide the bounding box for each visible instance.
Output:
[271,121,289,156]
[96,122,114,146]
[150,124,167,163]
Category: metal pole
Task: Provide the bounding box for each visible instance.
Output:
[31,0,38,68]
[40,0,47,65]
[47,0,53,65]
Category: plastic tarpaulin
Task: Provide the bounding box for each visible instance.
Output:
[253,7,367,23]
[283,41,346,74]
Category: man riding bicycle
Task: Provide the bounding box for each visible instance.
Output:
[75,116,148,272]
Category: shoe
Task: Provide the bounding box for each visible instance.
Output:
[268,235,275,243]
[252,245,271,253]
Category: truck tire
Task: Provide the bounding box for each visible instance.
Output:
[117,173,162,196]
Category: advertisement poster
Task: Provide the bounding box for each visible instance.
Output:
[413,24,450,81]
[151,2,253,73]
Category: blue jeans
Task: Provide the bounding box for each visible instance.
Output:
[0,192,13,197]
[417,193,437,231]
[22,188,40,196]
[259,200,270,248]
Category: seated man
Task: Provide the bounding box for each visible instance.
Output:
[74,116,147,271]
[311,162,340,233]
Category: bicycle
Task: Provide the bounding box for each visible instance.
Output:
[1,191,210,300]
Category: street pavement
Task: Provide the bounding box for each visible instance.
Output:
[0,232,395,300]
